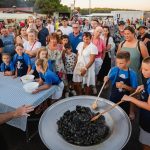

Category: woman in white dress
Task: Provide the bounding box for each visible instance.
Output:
[73,32,98,95]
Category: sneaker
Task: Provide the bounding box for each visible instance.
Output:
[92,87,97,95]
[65,92,69,98]
[70,90,77,96]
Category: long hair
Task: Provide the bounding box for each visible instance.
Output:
[36,47,48,59]
[103,26,110,47]
[36,58,48,73]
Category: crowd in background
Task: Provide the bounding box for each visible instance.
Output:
[0,14,150,149]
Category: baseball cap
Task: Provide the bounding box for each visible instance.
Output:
[118,21,125,26]
[137,25,148,30]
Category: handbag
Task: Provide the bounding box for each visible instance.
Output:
[74,47,87,76]
[74,61,85,75]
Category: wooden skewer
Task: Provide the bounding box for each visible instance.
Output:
[91,91,137,121]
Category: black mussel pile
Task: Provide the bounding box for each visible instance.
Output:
[57,105,110,146]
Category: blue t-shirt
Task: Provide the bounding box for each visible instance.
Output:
[32,60,52,71]
[13,53,31,66]
[0,61,15,72]
[109,66,138,88]
[146,78,150,94]
[39,69,61,85]
[38,27,49,46]
[1,35,15,55]
[69,32,83,53]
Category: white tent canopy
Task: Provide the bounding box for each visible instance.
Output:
[0,13,35,20]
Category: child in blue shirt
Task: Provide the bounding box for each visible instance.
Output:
[13,43,31,77]
[32,58,64,99]
[122,57,150,149]
[104,51,138,116]
[1,53,15,76]
[28,47,53,78]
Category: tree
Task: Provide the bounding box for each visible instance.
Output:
[34,0,62,15]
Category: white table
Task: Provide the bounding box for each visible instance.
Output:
[0,73,58,131]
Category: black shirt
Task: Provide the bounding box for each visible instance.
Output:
[38,27,49,46]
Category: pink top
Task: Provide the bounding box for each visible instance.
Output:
[92,38,105,59]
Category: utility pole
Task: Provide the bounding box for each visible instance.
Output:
[74,0,75,10]
[89,0,91,14]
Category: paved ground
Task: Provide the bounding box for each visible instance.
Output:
[0,86,142,150]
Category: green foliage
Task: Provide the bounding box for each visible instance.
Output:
[58,4,70,13]
[35,0,62,14]
[80,7,137,15]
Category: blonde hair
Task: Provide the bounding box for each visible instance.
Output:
[142,56,150,64]
[36,58,48,72]
[28,29,38,37]
[28,16,34,24]
[36,47,48,59]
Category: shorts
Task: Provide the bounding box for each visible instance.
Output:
[139,127,150,146]
[95,58,103,75]
[67,74,73,82]
[52,81,64,99]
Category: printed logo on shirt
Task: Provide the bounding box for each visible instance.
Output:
[119,74,126,79]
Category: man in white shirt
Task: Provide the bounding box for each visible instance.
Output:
[59,18,72,35]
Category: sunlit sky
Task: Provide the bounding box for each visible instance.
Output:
[61,0,150,11]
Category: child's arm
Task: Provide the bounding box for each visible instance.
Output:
[13,69,18,78]
[32,84,51,94]
[116,82,135,92]
[122,95,150,111]
[28,69,34,75]
[38,78,44,86]
[4,71,14,76]
[27,65,31,74]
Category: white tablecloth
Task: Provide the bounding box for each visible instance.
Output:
[0,73,58,131]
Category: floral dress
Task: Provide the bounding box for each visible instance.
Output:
[47,46,67,83]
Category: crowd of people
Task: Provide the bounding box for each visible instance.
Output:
[0,15,150,149]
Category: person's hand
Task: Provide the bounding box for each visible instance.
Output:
[4,71,12,76]
[135,85,144,93]
[32,89,39,94]
[13,105,34,118]
[104,76,109,83]
[80,68,87,76]
[129,111,135,120]
[13,75,17,79]
[143,38,149,45]
[122,95,133,102]
[116,82,124,89]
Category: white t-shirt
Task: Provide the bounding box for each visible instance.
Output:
[59,26,73,35]
[46,24,55,34]
[23,41,41,52]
